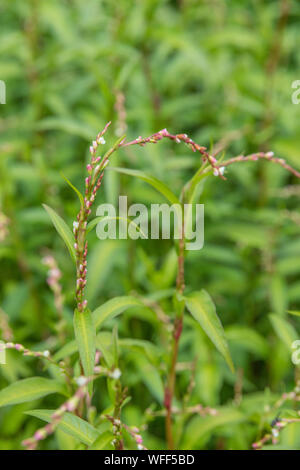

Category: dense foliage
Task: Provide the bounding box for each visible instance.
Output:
[0,0,300,450]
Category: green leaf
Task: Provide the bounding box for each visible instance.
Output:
[43,204,76,263]
[185,290,234,372]
[86,240,121,304]
[26,410,99,446]
[225,325,269,358]
[56,428,78,450]
[288,310,300,317]
[89,431,114,450]
[269,314,298,349]
[53,340,77,362]
[36,117,96,140]
[112,325,119,367]
[93,296,144,330]
[53,297,147,363]
[103,134,126,159]
[133,355,164,403]
[270,275,287,315]
[86,216,147,238]
[73,309,96,394]
[61,172,84,207]
[119,338,161,361]
[109,167,181,205]
[0,378,67,407]
[182,408,244,449]
[96,332,114,367]
[184,166,207,206]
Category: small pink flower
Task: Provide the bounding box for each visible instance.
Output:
[34,429,46,441]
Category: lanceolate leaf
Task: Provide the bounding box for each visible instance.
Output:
[110,167,181,206]
[54,334,161,366]
[269,314,298,349]
[119,338,161,360]
[93,296,144,330]
[26,410,99,446]
[43,204,76,263]
[53,340,77,362]
[225,325,269,358]
[96,332,114,367]
[89,431,114,450]
[133,355,164,403]
[0,378,67,407]
[182,408,244,449]
[53,296,148,362]
[185,290,234,373]
[288,310,300,317]
[61,172,84,207]
[73,309,96,394]
[86,216,147,238]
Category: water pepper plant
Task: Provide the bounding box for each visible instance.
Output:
[1,122,300,450]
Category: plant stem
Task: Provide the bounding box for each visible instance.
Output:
[165,316,183,449]
[164,224,185,450]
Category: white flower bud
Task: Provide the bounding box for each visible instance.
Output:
[110,368,122,380]
[76,376,88,386]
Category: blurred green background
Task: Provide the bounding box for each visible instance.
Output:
[0,0,300,450]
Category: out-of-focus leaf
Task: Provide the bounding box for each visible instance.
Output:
[86,240,121,304]
[182,408,245,449]
[0,378,67,407]
[36,117,95,140]
[56,428,78,450]
[225,325,269,358]
[119,338,161,361]
[133,355,164,404]
[270,275,287,315]
[288,311,300,317]
[269,314,298,350]
[87,216,147,238]
[96,332,114,367]
[53,341,77,362]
